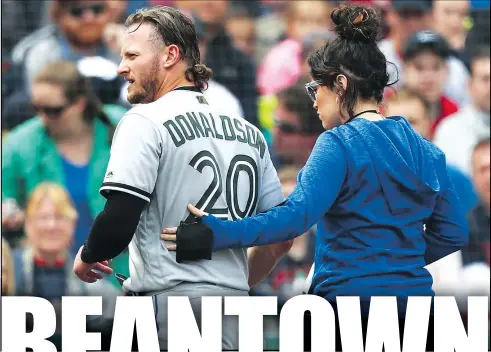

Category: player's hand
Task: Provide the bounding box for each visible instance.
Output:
[161,204,208,251]
[73,246,113,283]
[2,200,25,230]
[161,227,177,251]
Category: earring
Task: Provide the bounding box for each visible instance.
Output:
[335,97,339,104]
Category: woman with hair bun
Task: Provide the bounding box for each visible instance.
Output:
[164,4,468,349]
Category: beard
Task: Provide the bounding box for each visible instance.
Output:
[127,57,160,104]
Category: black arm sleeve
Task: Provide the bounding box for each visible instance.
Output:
[80,191,147,263]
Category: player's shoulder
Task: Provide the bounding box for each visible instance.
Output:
[121,104,161,124]
[228,112,263,136]
[231,113,269,149]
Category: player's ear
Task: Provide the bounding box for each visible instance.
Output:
[162,44,181,68]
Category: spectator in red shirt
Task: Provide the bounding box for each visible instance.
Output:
[401,30,459,138]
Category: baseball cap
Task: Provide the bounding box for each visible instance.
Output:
[391,0,432,13]
[402,30,452,61]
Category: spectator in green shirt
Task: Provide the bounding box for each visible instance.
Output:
[1,60,128,287]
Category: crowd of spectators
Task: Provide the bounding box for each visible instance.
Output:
[1,0,489,349]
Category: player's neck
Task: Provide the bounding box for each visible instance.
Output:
[155,74,196,100]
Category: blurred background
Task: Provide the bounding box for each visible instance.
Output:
[1,0,490,350]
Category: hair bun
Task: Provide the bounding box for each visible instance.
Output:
[331,4,380,44]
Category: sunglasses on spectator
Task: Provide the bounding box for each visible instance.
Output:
[67,3,106,18]
[304,80,322,103]
[274,118,304,134]
[32,104,70,119]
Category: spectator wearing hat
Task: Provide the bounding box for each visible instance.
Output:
[380,0,470,106]
[434,46,490,177]
[400,30,460,138]
[1,61,129,288]
[9,0,120,95]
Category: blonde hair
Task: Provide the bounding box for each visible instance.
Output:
[25,182,78,221]
[386,88,430,114]
[1,237,16,295]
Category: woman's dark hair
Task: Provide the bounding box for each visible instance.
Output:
[34,60,115,142]
[125,6,213,90]
[308,4,396,121]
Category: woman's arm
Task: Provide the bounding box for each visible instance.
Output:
[424,178,469,265]
[204,132,348,250]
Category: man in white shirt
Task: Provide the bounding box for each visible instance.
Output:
[433,46,490,176]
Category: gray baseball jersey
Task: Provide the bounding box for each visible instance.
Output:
[100,86,284,293]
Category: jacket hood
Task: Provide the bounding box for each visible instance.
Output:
[346,116,448,215]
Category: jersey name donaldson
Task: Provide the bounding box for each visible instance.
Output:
[163,112,266,159]
[100,86,283,294]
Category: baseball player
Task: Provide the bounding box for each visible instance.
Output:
[72,6,288,350]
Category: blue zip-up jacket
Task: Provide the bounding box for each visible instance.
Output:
[203,116,469,314]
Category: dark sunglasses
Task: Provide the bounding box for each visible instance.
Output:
[68,3,106,18]
[32,104,69,119]
[274,118,303,134]
[304,80,322,103]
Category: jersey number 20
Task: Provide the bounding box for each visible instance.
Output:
[186,150,259,222]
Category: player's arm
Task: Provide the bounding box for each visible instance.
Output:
[81,113,162,263]
[81,191,146,263]
[423,175,469,265]
[247,241,293,287]
[246,143,293,286]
